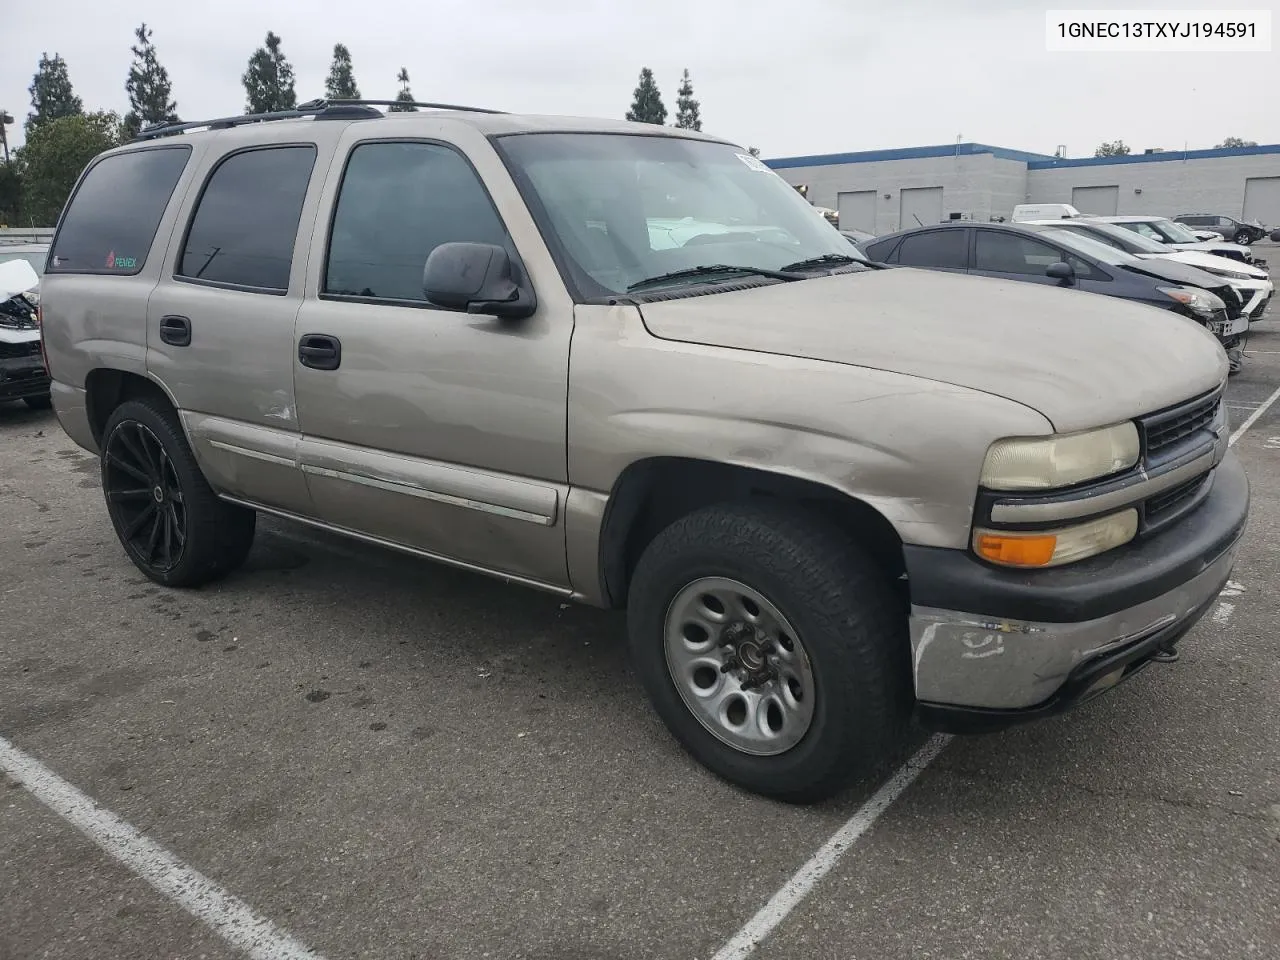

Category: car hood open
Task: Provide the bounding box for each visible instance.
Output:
[637,267,1227,434]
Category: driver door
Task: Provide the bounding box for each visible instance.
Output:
[290,130,575,590]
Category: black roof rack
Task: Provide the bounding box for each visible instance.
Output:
[131,97,506,142]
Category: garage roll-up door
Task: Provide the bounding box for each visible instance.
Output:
[837,191,876,233]
[899,187,943,230]
[1071,185,1119,216]
[1244,177,1280,227]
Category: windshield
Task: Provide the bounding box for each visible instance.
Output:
[1038,228,1138,265]
[495,133,864,297]
[1143,218,1202,244]
[0,251,47,276]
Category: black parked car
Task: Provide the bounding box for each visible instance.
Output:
[1175,214,1267,246]
[857,222,1249,371]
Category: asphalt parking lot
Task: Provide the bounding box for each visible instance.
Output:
[3,256,1280,960]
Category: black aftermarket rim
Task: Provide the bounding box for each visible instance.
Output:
[103,421,187,571]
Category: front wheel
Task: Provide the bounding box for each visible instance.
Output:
[101,398,256,587]
[627,501,911,803]
[1233,230,1252,246]
[23,394,52,410]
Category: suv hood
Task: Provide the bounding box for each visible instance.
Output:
[637,267,1227,434]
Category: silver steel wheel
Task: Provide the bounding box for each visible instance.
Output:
[663,576,817,757]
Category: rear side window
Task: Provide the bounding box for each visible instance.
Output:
[178,145,317,293]
[47,146,191,275]
[323,141,509,303]
[895,230,968,269]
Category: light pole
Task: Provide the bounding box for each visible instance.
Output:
[0,110,12,164]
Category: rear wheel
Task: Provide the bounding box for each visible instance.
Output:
[101,398,256,587]
[627,501,911,803]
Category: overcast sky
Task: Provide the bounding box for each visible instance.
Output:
[4,0,1278,158]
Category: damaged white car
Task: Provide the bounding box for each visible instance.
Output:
[0,257,50,410]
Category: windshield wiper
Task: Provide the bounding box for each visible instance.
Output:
[779,253,868,272]
[626,264,800,293]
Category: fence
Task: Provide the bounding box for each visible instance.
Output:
[0,227,54,243]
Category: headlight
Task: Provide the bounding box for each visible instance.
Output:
[973,509,1138,568]
[1159,286,1225,316]
[979,421,1139,491]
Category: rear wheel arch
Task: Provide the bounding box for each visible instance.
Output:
[85,368,183,448]
[597,456,907,609]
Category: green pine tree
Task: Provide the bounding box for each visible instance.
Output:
[17,111,120,225]
[123,24,178,140]
[325,43,361,100]
[674,69,701,131]
[389,67,417,112]
[625,68,667,125]
[26,52,84,138]
[242,31,297,114]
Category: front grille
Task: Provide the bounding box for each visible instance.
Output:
[1145,474,1208,523]
[0,340,42,360]
[1139,389,1222,459]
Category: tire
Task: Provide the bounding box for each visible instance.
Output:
[100,397,256,587]
[627,500,912,803]
[1233,230,1251,246]
[23,395,52,410]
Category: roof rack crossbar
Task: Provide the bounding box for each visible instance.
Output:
[130,97,507,141]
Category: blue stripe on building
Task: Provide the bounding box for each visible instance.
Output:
[765,141,1280,171]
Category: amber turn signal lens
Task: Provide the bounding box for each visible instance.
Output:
[975,532,1057,567]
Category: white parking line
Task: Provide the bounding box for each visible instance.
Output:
[710,382,1278,959]
[1230,384,1280,446]
[709,734,951,960]
[0,737,324,960]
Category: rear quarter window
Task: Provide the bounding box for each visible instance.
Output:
[862,237,901,262]
[47,145,192,275]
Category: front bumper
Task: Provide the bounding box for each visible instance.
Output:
[1227,280,1274,321]
[0,346,50,401]
[905,449,1249,731]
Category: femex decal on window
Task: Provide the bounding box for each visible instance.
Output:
[104,250,138,270]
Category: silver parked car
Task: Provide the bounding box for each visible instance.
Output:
[39,100,1250,802]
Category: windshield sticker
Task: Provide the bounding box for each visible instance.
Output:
[104,250,137,270]
[735,152,772,173]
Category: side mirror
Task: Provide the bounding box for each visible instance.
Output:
[423,242,536,319]
[1046,261,1075,282]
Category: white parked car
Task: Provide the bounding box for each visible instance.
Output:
[1094,216,1261,266]
[1024,219,1273,322]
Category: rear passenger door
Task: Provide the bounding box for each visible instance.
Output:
[291,131,574,589]
[887,229,970,273]
[146,130,333,515]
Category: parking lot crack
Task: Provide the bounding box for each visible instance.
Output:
[1054,774,1271,824]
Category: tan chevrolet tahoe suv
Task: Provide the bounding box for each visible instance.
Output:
[37,100,1250,803]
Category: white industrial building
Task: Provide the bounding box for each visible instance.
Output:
[765,142,1280,236]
